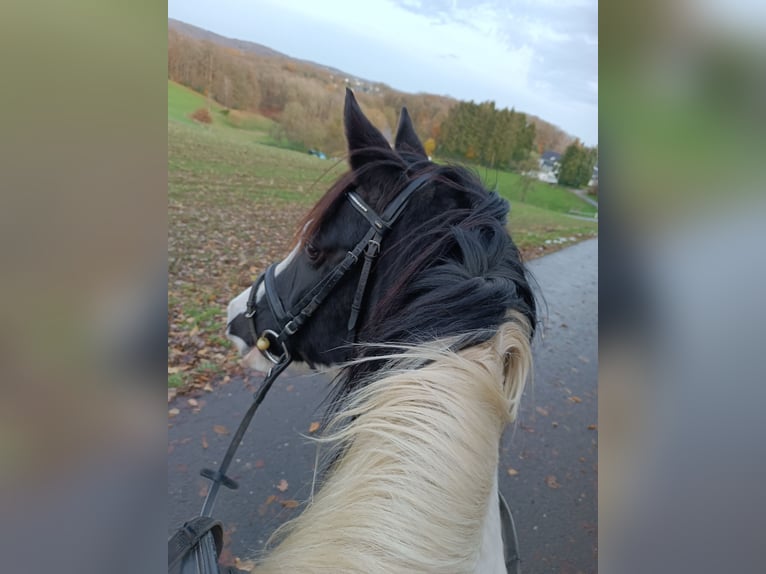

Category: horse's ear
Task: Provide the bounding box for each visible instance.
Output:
[344,88,391,171]
[394,107,427,159]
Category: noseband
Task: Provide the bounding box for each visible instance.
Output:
[244,173,433,365]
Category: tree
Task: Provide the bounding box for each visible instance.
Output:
[515,152,540,202]
[423,137,436,158]
[557,142,597,188]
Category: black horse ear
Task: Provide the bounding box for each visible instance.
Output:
[344,88,391,171]
[394,107,427,159]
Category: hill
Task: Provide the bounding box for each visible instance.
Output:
[168,18,372,86]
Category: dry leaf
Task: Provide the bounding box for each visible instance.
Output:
[202,435,208,449]
[507,468,519,476]
[213,425,229,435]
[568,396,582,403]
[277,479,288,492]
[308,421,320,433]
[535,406,549,416]
[254,459,265,469]
[169,408,180,417]
[203,383,214,392]
[168,388,177,403]
[587,424,597,430]
[545,475,561,489]
[286,384,294,392]
[188,398,198,407]
[280,499,299,509]
[234,557,256,572]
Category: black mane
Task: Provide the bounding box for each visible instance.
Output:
[321,151,537,409]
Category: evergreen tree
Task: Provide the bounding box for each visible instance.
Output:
[557,142,597,188]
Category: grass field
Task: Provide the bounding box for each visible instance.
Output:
[168,81,597,391]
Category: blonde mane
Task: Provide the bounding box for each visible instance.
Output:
[252,315,532,573]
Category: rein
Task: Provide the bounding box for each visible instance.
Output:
[246,172,433,364]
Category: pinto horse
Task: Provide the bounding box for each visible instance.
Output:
[226,89,536,573]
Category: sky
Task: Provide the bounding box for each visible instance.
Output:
[168,0,598,146]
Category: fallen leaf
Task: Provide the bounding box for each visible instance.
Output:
[277,479,288,492]
[507,468,519,476]
[213,424,229,435]
[568,396,582,403]
[280,499,299,509]
[234,557,256,572]
[587,424,597,430]
[545,475,561,489]
[203,383,214,392]
[535,406,549,417]
[168,388,177,403]
[254,459,265,469]
[169,408,180,418]
[199,483,209,497]
[188,398,198,407]
[286,384,294,392]
[202,435,208,449]
[308,421,320,433]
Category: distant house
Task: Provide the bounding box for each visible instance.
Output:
[539,151,561,170]
[535,150,561,183]
[588,164,598,187]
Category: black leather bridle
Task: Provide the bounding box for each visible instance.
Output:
[244,173,433,365]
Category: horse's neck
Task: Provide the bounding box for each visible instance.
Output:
[477,473,506,573]
[255,341,519,573]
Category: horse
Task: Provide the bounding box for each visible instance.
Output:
[225,89,537,573]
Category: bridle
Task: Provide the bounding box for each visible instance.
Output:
[244,172,433,366]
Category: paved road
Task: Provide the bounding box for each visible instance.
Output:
[168,238,598,572]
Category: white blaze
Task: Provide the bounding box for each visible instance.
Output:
[226,240,303,372]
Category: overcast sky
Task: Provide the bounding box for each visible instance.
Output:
[168,0,598,146]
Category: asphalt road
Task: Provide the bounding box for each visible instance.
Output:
[168,238,598,572]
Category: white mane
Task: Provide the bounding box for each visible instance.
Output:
[253,315,531,573]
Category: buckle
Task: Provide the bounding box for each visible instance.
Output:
[284,320,298,335]
[366,239,381,257]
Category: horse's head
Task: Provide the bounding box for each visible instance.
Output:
[227,89,536,373]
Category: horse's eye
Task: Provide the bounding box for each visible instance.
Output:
[305,242,321,262]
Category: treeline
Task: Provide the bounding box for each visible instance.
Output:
[168,25,574,159]
[439,101,536,168]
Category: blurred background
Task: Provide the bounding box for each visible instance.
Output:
[0,0,763,572]
[600,1,766,573]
